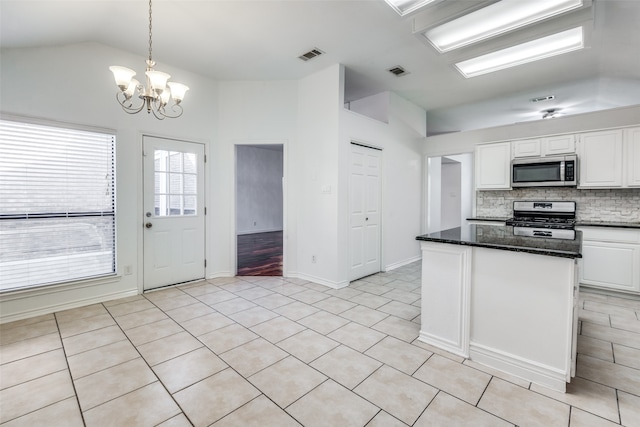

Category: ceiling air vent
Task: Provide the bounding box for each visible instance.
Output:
[298,48,324,62]
[530,95,555,103]
[387,66,409,77]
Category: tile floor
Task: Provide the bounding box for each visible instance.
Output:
[1,261,640,426]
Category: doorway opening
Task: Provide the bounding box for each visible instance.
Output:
[427,153,473,233]
[235,144,284,276]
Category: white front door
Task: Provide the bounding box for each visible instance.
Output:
[349,143,381,281]
[143,136,205,290]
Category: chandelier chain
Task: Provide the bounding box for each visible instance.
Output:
[148,0,153,62]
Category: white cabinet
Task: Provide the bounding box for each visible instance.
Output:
[577,129,624,188]
[625,127,640,187]
[578,227,640,294]
[475,142,511,190]
[512,135,575,158]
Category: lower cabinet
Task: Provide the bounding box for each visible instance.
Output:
[578,227,640,293]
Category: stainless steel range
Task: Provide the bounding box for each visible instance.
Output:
[506,201,576,240]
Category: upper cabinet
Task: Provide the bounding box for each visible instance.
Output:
[475,142,511,190]
[512,135,575,158]
[625,127,640,187]
[577,129,624,189]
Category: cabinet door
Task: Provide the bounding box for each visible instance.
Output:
[577,129,623,188]
[512,139,541,158]
[625,127,640,187]
[544,135,575,156]
[475,142,511,190]
[580,241,640,293]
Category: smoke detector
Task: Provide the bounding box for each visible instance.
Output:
[530,95,555,103]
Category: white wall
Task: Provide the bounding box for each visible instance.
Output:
[427,157,442,233]
[441,161,461,231]
[0,43,218,321]
[236,145,283,234]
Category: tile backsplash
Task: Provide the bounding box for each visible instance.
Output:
[477,188,640,223]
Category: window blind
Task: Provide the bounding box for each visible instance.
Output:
[0,119,116,291]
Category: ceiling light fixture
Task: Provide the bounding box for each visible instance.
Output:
[542,108,560,119]
[384,0,439,17]
[455,27,584,78]
[424,0,583,53]
[109,0,188,119]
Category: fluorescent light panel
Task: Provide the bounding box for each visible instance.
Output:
[455,27,584,78]
[384,0,438,16]
[424,0,583,53]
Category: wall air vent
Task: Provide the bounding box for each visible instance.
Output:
[388,66,409,77]
[298,48,324,62]
[530,95,555,103]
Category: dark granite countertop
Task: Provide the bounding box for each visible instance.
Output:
[576,222,640,229]
[416,224,582,259]
[466,217,508,223]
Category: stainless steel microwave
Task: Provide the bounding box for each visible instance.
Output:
[511,155,577,187]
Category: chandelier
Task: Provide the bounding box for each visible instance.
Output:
[109,0,188,119]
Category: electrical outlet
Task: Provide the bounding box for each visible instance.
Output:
[312,255,317,263]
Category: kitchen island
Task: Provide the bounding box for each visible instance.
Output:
[416,224,581,392]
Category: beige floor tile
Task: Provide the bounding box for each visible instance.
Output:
[253,293,297,309]
[57,313,116,338]
[412,340,467,363]
[228,306,279,328]
[144,287,185,302]
[220,337,288,377]
[372,316,420,342]
[340,305,389,327]
[62,325,127,357]
[180,282,220,297]
[153,347,227,393]
[174,368,260,427]
[303,282,330,292]
[580,322,640,350]
[477,378,570,427]
[273,301,320,320]
[312,296,358,314]
[611,315,640,333]
[114,307,169,330]
[277,329,339,363]
[74,357,157,410]
[579,309,611,326]
[531,377,619,423]
[0,332,61,364]
[327,321,386,352]
[381,288,421,304]
[249,356,327,408]
[164,301,216,323]
[198,323,258,354]
[358,275,396,286]
[378,300,421,320]
[156,413,193,427]
[0,397,83,427]
[415,392,513,427]
[216,281,256,292]
[55,304,109,323]
[584,300,638,319]
[212,395,301,426]
[618,391,640,427]
[137,331,203,366]
[151,293,199,311]
[462,359,531,389]
[291,289,330,304]
[0,348,68,390]
[0,370,75,424]
[324,287,363,300]
[102,294,145,307]
[234,287,275,300]
[286,379,379,427]
[250,316,306,343]
[310,345,382,389]
[366,410,409,427]
[0,319,58,345]
[196,289,237,305]
[365,336,432,375]
[210,297,258,315]
[179,312,234,336]
[350,292,392,309]
[271,283,308,297]
[355,365,437,425]
[298,310,350,335]
[578,335,614,362]
[105,298,156,317]
[577,354,640,395]
[67,339,139,379]
[414,354,491,405]
[83,381,181,427]
[0,314,54,331]
[569,408,621,427]
[613,343,640,369]
[124,317,183,346]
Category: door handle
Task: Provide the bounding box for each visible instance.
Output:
[366,217,369,221]
[145,222,153,229]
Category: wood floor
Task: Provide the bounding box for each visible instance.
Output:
[237,231,283,276]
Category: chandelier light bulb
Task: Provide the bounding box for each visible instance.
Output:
[167,82,189,104]
[109,66,136,91]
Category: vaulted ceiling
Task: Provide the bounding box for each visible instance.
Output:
[1,0,639,135]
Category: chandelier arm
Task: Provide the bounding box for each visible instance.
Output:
[115,92,146,114]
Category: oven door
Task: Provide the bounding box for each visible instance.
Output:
[512,157,570,187]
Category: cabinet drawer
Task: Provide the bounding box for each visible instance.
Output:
[579,227,640,243]
[579,242,640,292]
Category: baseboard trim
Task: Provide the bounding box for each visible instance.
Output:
[384,255,421,272]
[236,229,283,236]
[287,272,349,289]
[469,342,567,392]
[418,331,469,358]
